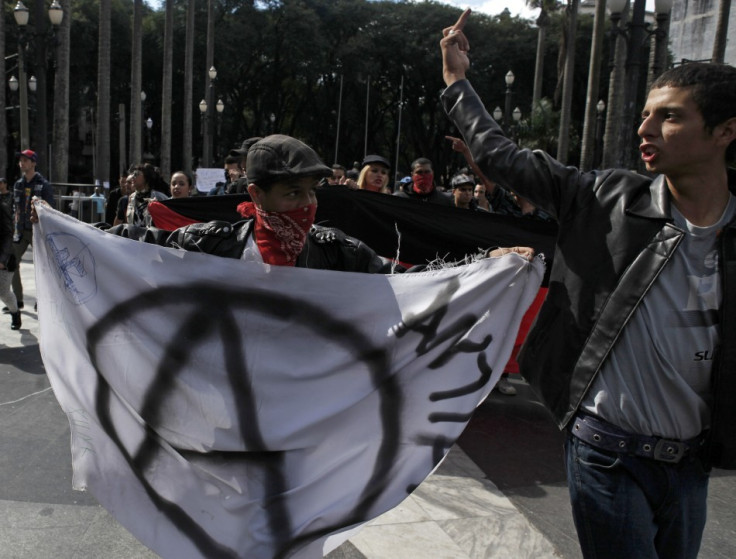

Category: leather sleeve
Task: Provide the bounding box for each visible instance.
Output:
[441,80,592,221]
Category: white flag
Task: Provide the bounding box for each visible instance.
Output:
[33,205,544,559]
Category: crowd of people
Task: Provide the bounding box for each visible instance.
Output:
[4,8,735,559]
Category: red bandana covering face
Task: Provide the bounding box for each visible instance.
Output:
[237,201,316,266]
[412,172,435,195]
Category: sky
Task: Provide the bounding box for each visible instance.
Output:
[144,1,539,19]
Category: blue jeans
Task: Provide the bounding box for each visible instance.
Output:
[565,433,709,559]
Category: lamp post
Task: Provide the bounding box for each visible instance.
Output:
[12,0,64,163]
[13,1,31,151]
[492,106,503,124]
[199,99,208,168]
[503,71,515,136]
[215,98,224,161]
[512,107,522,145]
[593,99,606,168]
[650,0,674,85]
[201,66,217,167]
[144,117,153,162]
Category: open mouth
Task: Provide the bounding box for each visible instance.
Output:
[640,144,658,163]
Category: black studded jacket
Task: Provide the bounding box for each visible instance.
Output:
[108,219,396,274]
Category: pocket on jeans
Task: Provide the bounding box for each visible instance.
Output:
[573,437,621,469]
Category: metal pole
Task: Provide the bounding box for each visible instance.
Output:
[394,74,404,184]
[334,73,343,164]
[504,83,512,136]
[18,38,29,150]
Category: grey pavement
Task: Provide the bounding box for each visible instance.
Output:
[1,251,734,558]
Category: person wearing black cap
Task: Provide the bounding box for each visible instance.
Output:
[0,177,20,329]
[449,173,480,210]
[225,137,263,194]
[357,155,391,194]
[104,135,394,273]
[9,149,54,312]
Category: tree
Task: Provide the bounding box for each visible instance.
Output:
[182,0,195,173]
[128,0,143,167]
[556,0,579,163]
[159,0,173,179]
[96,0,111,185]
[51,0,71,183]
[712,0,731,64]
[527,0,560,112]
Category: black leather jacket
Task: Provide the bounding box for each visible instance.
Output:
[109,219,395,274]
[443,79,736,468]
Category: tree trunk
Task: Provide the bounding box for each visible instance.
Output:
[579,0,606,170]
[160,0,174,179]
[556,0,578,163]
[129,0,143,167]
[532,10,548,117]
[0,6,6,178]
[603,2,630,169]
[203,0,215,168]
[32,0,49,174]
[712,0,731,64]
[183,0,195,173]
[51,0,71,183]
[95,0,111,186]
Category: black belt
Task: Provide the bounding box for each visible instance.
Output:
[570,412,706,464]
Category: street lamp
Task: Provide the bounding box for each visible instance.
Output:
[512,107,522,144]
[594,99,606,168]
[504,70,515,135]
[14,1,31,150]
[651,0,674,81]
[144,117,153,161]
[492,106,503,123]
[199,99,208,167]
[28,75,37,93]
[215,98,224,160]
[12,0,64,159]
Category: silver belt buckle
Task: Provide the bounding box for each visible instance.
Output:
[653,439,685,463]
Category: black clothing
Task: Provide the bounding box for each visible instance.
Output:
[109,219,395,274]
[443,78,736,469]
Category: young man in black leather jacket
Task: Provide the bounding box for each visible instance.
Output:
[442,9,736,559]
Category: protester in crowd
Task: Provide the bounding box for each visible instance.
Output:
[357,155,392,194]
[209,155,243,196]
[113,163,168,227]
[68,189,82,219]
[106,174,133,225]
[449,173,480,210]
[0,177,20,330]
[104,136,405,272]
[225,137,262,194]
[394,158,453,206]
[474,183,491,211]
[90,186,106,221]
[10,149,54,312]
[327,164,347,186]
[170,171,195,199]
[442,10,736,559]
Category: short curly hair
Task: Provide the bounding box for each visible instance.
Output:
[651,62,736,162]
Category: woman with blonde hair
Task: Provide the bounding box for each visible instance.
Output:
[357,155,391,194]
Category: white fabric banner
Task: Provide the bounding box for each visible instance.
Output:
[33,205,544,559]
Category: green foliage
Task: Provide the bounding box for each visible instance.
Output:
[15,0,603,181]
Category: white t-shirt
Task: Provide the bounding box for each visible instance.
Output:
[582,194,736,439]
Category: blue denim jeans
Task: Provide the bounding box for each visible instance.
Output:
[565,433,709,559]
